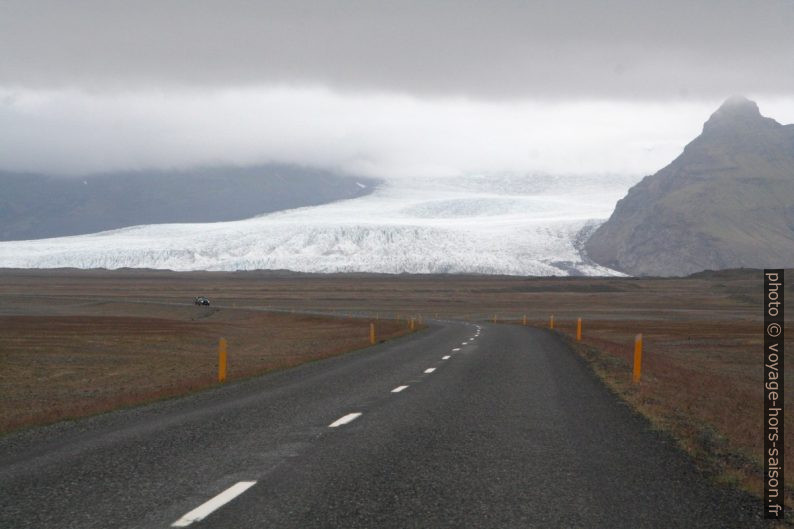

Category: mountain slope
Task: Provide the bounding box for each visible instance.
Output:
[0,165,376,241]
[585,96,794,276]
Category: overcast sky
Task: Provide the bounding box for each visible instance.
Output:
[1,0,793,178]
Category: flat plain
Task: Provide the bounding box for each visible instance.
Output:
[0,267,791,508]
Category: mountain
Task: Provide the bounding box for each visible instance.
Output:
[0,165,376,241]
[585,96,794,276]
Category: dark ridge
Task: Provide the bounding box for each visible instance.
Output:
[0,165,378,241]
[585,97,794,276]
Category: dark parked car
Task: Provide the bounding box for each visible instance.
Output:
[194,296,210,306]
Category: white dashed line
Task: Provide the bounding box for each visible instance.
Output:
[171,481,257,527]
[452,348,461,351]
[329,412,363,428]
[442,355,451,360]
[391,385,409,393]
[424,368,436,374]
[461,342,468,345]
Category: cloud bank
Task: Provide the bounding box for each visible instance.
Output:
[1,1,793,99]
[1,87,767,178]
[1,1,793,178]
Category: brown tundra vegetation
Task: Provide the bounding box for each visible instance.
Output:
[0,268,790,511]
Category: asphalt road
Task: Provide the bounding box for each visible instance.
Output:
[0,321,763,528]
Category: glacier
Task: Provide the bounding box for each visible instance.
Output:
[0,173,640,276]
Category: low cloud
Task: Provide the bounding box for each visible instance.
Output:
[3,86,793,179]
[1,1,792,99]
[2,2,792,180]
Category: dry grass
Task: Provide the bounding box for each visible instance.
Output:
[0,267,790,518]
[0,306,413,434]
[528,316,793,522]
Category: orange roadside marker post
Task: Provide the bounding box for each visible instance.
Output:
[218,338,227,383]
[370,322,377,344]
[632,334,643,383]
[576,318,582,341]
[549,314,554,329]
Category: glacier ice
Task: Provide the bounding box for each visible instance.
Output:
[0,173,640,276]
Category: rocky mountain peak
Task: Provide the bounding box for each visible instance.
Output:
[702,96,775,135]
[716,95,760,115]
[584,98,794,276]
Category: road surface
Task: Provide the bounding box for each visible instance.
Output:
[0,321,762,528]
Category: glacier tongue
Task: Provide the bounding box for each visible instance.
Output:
[0,174,636,276]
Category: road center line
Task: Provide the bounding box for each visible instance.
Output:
[171,481,257,527]
[452,348,460,351]
[391,385,409,393]
[329,412,363,428]
[424,368,436,373]
[442,355,451,359]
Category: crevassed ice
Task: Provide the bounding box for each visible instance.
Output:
[0,173,638,276]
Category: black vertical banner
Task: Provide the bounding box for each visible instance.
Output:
[764,269,784,519]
